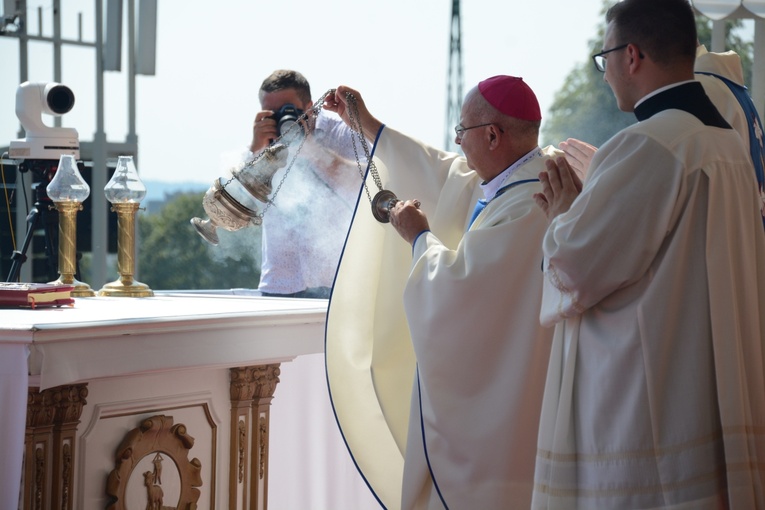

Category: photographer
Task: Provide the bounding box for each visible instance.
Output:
[249,69,362,298]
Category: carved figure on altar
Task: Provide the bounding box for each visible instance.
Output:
[143,470,164,510]
[152,452,163,484]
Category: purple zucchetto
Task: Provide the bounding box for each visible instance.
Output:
[478,75,541,121]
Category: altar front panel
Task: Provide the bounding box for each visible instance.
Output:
[2,293,326,510]
[77,367,228,509]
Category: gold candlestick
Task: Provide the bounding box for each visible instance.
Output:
[50,201,96,297]
[46,155,95,297]
[98,202,153,297]
[98,155,153,297]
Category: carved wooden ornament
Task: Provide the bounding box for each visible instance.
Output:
[105,415,202,510]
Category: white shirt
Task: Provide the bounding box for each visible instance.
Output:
[478,146,542,200]
[257,110,363,294]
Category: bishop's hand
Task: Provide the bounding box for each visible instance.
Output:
[323,85,383,140]
[389,199,429,245]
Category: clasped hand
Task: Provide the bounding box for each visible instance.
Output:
[534,156,583,223]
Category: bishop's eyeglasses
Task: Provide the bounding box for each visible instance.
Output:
[454,122,504,139]
[454,122,493,138]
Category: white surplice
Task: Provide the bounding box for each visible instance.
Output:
[326,126,557,509]
[532,107,765,509]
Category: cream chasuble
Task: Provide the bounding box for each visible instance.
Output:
[532,104,765,509]
[326,126,557,509]
[694,45,750,155]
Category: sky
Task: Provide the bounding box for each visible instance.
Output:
[2,0,607,185]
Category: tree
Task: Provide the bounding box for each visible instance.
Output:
[137,192,261,290]
[541,1,754,148]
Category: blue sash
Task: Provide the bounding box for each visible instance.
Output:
[467,178,540,230]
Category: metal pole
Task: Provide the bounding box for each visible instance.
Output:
[126,0,143,280]
[53,0,61,127]
[445,0,463,153]
[16,0,32,283]
[128,0,137,146]
[711,19,726,53]
[91,0,108,288]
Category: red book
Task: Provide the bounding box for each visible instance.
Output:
[0,283,75,309]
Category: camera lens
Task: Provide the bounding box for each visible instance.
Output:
[47,85,75,114]
[277,116,299,136]
[272,104,304,137]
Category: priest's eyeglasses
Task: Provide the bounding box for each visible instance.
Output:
[592,43,629,72]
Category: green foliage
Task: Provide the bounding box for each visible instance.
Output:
[137,192,261,290]
[541,61,636,148]
[697,18,754,87]
[540,1,632,148]
[541,3,754,149]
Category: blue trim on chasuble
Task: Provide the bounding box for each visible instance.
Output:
[695,71,765,197]
[417,365,451,509]
[325,123,389,509]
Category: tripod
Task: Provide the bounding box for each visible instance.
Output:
[6,180,60,283]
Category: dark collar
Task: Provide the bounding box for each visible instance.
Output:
[634,81,731,128]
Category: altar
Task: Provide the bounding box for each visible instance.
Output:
[0,291,377,510]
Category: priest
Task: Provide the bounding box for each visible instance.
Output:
[532,0,765,508]
[323,76,559,508]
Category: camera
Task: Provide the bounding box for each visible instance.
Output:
[8,81,80,161]
[270,103,304,137]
